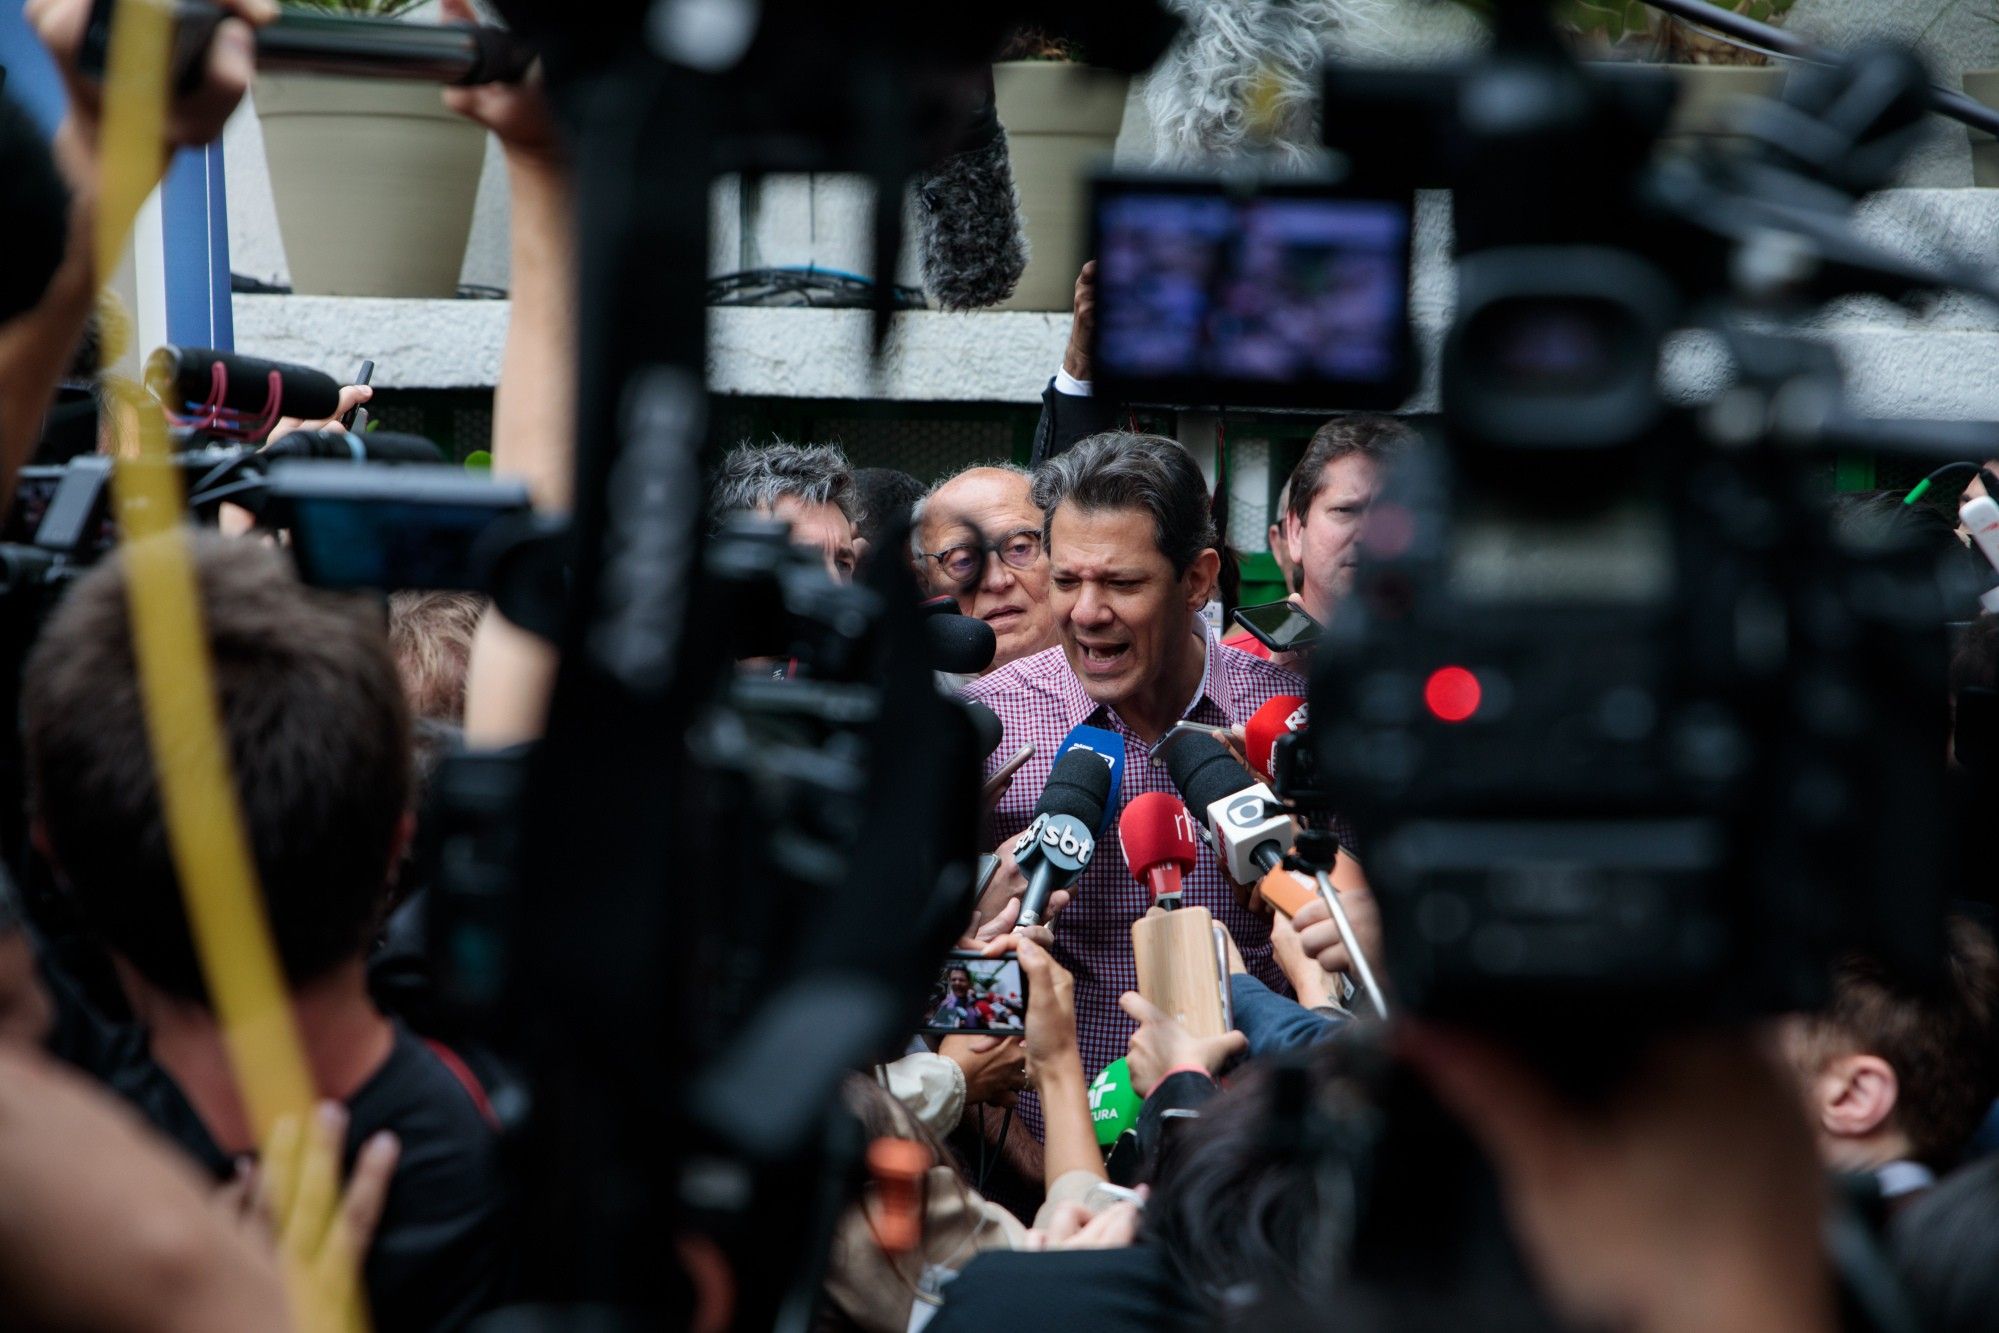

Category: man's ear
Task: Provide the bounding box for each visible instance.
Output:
[1819,1052,1899,1140]
[1185,547,1221,610]
[385,810,417,883]
[1283,511,1305,568]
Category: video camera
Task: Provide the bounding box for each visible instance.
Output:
[1084,7,1987,1028]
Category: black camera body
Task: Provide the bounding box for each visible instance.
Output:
[1289,41,1969,1027]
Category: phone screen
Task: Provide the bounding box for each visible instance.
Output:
[1234,599,1321,653]
[920,952,1028,1036]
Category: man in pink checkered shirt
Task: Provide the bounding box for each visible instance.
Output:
[962,432,1320,1131]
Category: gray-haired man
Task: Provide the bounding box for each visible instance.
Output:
[710,441,865,582]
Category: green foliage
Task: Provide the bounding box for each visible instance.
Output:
[281,0,426,19]
[1557,0,1657,44]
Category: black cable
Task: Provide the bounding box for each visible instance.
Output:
[975,1105,1013,1197]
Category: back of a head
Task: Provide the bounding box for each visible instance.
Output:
[1892,1153,1999,1333]
[851,467,925,552]
[1805,917,1999,1168]
[387,589,489,724]
[708,439,861,533]
[1143,1055,1353,1316]
[23,534,413,1004]
[1030,432,1215,574]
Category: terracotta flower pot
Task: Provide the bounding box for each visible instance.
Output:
[255,73,486,298]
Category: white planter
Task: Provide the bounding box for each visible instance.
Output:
[992,61,1131,312]
[254,74,486,298]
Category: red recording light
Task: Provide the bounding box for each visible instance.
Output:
[1423,666,1481,723]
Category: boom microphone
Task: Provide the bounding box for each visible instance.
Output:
[146,345,343,420]
[926,613,998,675]
[1012,749,1113,928]
[1119,792,1200,908]
[913,83,1028,311]
[1243,695,1308,783]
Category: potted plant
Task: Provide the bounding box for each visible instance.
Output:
[254,0,488,297]
[992,28,1131,312]
[1560,0,1796,147]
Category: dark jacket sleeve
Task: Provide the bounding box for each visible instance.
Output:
[1029,377,1121,468]
[1230,971,1344,1056]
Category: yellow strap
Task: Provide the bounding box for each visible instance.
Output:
[94,5,369,1329]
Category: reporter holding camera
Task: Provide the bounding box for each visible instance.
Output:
[2,0,274,502]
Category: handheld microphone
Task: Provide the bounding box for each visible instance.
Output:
[964,701,1005,758]
[146,345,343,421]
[264,429,446,465]
[1053,724,1127,837]
[1119,792,1200,908]
[1243,695,1308,784]
[925,613,997,675]
[1012,749,1113,928]
[1162,733,1295,886]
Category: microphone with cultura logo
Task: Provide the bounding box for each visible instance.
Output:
[1012,749,1114,928]
[1119,792,1200,909]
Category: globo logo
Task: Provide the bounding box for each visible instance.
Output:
[1225,793,1266,829]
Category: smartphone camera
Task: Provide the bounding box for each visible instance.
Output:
[920,950,1027,1036]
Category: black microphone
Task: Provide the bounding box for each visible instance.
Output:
[1162,733,1296,885]
[925,613,996,675]
[964,701,1005,758]
[264,429,446,465]
[146,345,343,420]
[1012,749,1113,927]
[914,87,1028,311]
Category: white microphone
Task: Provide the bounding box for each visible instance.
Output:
[1161,733,1296,885]
[1963,494,1999,614]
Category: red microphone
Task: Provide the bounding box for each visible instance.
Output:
[1119,791,1200,908]
[1244,695,1308,783]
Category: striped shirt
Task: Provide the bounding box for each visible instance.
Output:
[962,629,1315,1129]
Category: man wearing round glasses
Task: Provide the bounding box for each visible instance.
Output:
[913,466,1061,672]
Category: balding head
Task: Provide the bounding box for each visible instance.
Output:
[914,465,1056,671]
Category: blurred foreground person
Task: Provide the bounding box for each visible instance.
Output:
[1777,918,1999,1208]
[22,535,510,1332]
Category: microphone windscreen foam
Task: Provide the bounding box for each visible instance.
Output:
[1244,695,1307,782]
[964,701,1006,758]
[1163,732,1255,819]
[1118,791,1199,880]
[925,613,997,675]
[1038,749,1114,828]
[915,103,1028,312]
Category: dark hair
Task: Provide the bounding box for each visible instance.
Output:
[1951,614,1999,699]
[1143,1056,1355,1315]
[23,534,413,1004]
[1891,1153,1999,1333]
[1799,917,1999,1168]
[1030,432,1216,575]
[710,440,861,533]
[852,467,926,551]
[1287,415,1413,525]
[1,94,69,325]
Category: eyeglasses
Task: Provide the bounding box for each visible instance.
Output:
[919,527,1044,583]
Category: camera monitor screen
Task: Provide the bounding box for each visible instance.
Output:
[920,952,1028,1036]
[1090,177,1416,409]
[269,462,530,592]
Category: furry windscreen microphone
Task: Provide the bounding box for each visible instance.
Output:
[914,92,1029,311]
[2,95,70,325]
